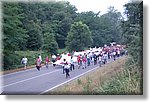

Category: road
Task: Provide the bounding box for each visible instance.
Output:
[0,57,118,95]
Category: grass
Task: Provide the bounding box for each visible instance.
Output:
[94,68,142,95]
[45,56,128,95]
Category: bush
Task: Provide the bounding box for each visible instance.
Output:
[3,51,50,71]
[94,57,142,95]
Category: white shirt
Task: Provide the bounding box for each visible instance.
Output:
[22,57,27,64]
[98,56,102,61]
[39,55,42,62]
[70,59,74,64]
[52,55,56,59]
[117,50,120,54]
[113,51,116,55]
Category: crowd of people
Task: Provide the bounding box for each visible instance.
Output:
[56,44,127,78]
[21,44,128,79]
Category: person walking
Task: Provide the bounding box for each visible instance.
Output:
[77,55,82,69]
[36,57,41,71]
[21,56,28,70]
[39,54,42,64]
[113,51,116,61]
[62,58,66,74]
[93,53,97,65]
[87,54,91,66]
[70,56,75,71]
[45,56,49,68]
[63,59,70,78]
[98,55,102,67]
[103,52,108,64]
[82,54,87,69]
[52,54,56,66]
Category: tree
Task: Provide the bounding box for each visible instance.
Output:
[3,3,28,69]
[122,1,143,66]
[75,9,123,47]
[42,30,58,54]
[101,6,123,43]
[26,20,43,50]
[66,21,93,52]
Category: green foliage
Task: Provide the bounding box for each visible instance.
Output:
[122,1,143,67]
[26,20,43,50]
[94,57,142,95]
[3,3,28,51]
[77,79,82,85]
[3,1,138,71]
[3,1,77,70]
[76,77,92,94]
[66,21,93,52]
[75,9,123,47]
[57,48,67,54]
[93,2,143,95]
[3,3,28,70]
[3,51,50,71]
[42,32,58,54]
[83,77,92,94]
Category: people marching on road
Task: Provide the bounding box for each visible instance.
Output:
[21,43,127,79]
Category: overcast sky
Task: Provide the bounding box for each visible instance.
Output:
[56,0,131,16]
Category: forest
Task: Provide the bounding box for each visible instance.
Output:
[2,0,142,73]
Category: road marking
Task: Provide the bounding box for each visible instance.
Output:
[0,69,61,88]
[0,68,34,77]
[0,65,54,77]
[39,57,124,94]
[39,66,99,94]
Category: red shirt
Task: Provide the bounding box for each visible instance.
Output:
[77,56,81,62]
[45,57,49,62]
[83,57,86,62]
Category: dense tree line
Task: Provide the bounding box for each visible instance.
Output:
[3,1,129,70]
[122,1,143,67]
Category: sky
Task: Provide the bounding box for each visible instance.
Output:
[56,0,131,16]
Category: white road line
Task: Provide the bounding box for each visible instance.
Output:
[39,66,99,95]
[39,57,123,94]
[0,64,54,77]
[0,69,61,88]
[0,68,34,78]
[0,65,48,77]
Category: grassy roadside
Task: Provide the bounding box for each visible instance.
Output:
[45,56,128,95]
[1,50,51,75]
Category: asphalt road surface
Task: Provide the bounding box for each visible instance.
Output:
[0,57,119,95]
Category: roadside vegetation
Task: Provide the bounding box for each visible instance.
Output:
[2,0,142,94]
[46,56,128,94]
[3,1,123,71]
[46,1,143,95]
[46,56,142,95]
[45,2,143,95]
[2,51,49,71]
